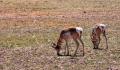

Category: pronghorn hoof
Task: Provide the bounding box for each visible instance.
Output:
[66,54,70,56]
[57,54,62,56]
[83,54,85,56]
[73,54,77,57]
[106,48,108,49]
[93,48,98,49]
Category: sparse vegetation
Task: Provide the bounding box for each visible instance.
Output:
[0,0,120,70]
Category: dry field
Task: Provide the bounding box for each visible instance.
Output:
[0,0,120,70]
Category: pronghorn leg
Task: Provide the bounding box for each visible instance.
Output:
[57,49,61,56]
[64,43,67,55]
[79,38,84,56]
[65,41,69,56]
[105,36,108,49]
[103,32,108,49]
[93,41,98,49]
[74,39,79,56]
[96,37,101,49]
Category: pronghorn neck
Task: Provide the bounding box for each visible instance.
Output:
[96,27,102,36]
[56,38,63,48]
[91,27,101,40]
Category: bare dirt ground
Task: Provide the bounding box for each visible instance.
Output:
[0,0,120,70]
[0,10,120,70]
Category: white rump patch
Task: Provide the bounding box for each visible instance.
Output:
[76,27,83,33]
[98,24,106,27]
[97,24,106,30]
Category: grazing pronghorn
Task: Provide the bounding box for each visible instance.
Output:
[52,27,84,56]
[91,24,108,49]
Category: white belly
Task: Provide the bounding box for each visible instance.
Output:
[63,32,72,39]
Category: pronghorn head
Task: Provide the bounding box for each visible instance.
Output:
[52,43,61,56]
[52,43,56,48]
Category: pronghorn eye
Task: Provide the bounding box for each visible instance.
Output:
[53,43,56,46]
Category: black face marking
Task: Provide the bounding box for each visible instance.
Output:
[55,45,61,50]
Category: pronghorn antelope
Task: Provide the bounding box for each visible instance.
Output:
[91,24,108,49]
[52,27,84,56]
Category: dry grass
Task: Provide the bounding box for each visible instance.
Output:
[0,0,120,70]
[0,0,120,13]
